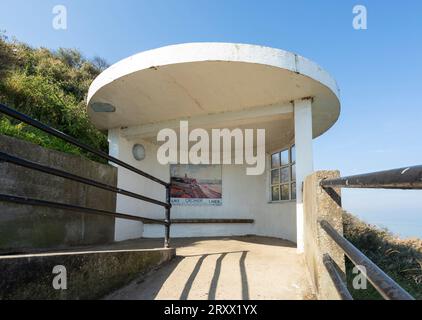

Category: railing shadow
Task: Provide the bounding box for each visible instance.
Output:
[180,254,209,300]
[239,251,249,300]
[208,253,227,300]
[180,250,250,300]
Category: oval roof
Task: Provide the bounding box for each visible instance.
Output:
[87,43,340,141]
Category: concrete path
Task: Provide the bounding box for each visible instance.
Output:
[105,236,315,300]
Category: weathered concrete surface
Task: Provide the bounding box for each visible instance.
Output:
[105,236,315,300]
[0,135,117,254]
[0,247,175,300]
[303,171,345,300]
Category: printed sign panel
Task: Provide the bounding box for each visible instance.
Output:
[170,164,222,206]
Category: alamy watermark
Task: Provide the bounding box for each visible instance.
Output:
[352,265,368,290]
[353,5,367,30]
[52,265,67,290]
[157,121,266,175]
[52,5,67,30]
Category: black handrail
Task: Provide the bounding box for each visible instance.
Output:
[0,151,169,208]
[0,194,166,225]
[320,165,422,190]
[0,103,169,187]
[320,220,414,300]
[0,103,172,248]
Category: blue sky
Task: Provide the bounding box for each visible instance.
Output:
[1,0,421,237]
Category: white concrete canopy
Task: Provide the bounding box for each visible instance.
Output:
[87,43,340,153]
[87,43,341,246]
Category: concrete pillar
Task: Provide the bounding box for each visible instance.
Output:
[294,98,314,253]
[108,128,144,242]
[108,128,121,163]
[303,171,345,300]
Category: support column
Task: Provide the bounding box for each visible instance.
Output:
[294,98,314,253]
[108,128,144,242]
[108,128,121,163]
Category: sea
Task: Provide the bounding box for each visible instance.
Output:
[342,189,422,239]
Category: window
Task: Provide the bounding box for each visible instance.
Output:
[270,146,296,201]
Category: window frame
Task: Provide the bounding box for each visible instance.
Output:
[269,145,296,203]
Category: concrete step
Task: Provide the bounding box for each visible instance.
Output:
[0,240,175,300]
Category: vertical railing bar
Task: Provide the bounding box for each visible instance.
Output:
[164,185,171,248]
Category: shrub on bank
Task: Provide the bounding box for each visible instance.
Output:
[343,212,422,300]
[0,32,108,162]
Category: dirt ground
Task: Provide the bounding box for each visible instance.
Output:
[105,236,315,300]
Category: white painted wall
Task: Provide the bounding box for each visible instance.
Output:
[109,129,297,243]
[255,201,297,241]
[108,129,168,241]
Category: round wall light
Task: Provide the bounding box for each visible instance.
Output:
[132,144,146,161]
[90,102,116,113]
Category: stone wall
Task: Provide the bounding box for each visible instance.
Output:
[0,135,117,254]
[303,170,346,300]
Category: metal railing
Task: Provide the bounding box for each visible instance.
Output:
[322,254,353,300]
[319,166,422,300]
[320,220,414,300]
[321,165,422,190]
[0,103,172,248]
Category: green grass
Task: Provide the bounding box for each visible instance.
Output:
[0,117,105,163]
[343,212,422,300]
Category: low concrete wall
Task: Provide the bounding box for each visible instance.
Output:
[303,171,345,300]
[0,135,117,254]
[0,248,175,300]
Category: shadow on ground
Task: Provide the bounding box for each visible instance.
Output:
[105,236,313,300]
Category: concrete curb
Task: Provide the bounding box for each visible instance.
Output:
[0,247,175,300]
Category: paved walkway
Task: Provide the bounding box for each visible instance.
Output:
[105,236,315,300]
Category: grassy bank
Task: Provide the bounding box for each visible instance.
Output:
[0,32,108,162]
[343,212,422,299]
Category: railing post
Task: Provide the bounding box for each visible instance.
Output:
[164,185,171,248]
[303,170,346,300]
